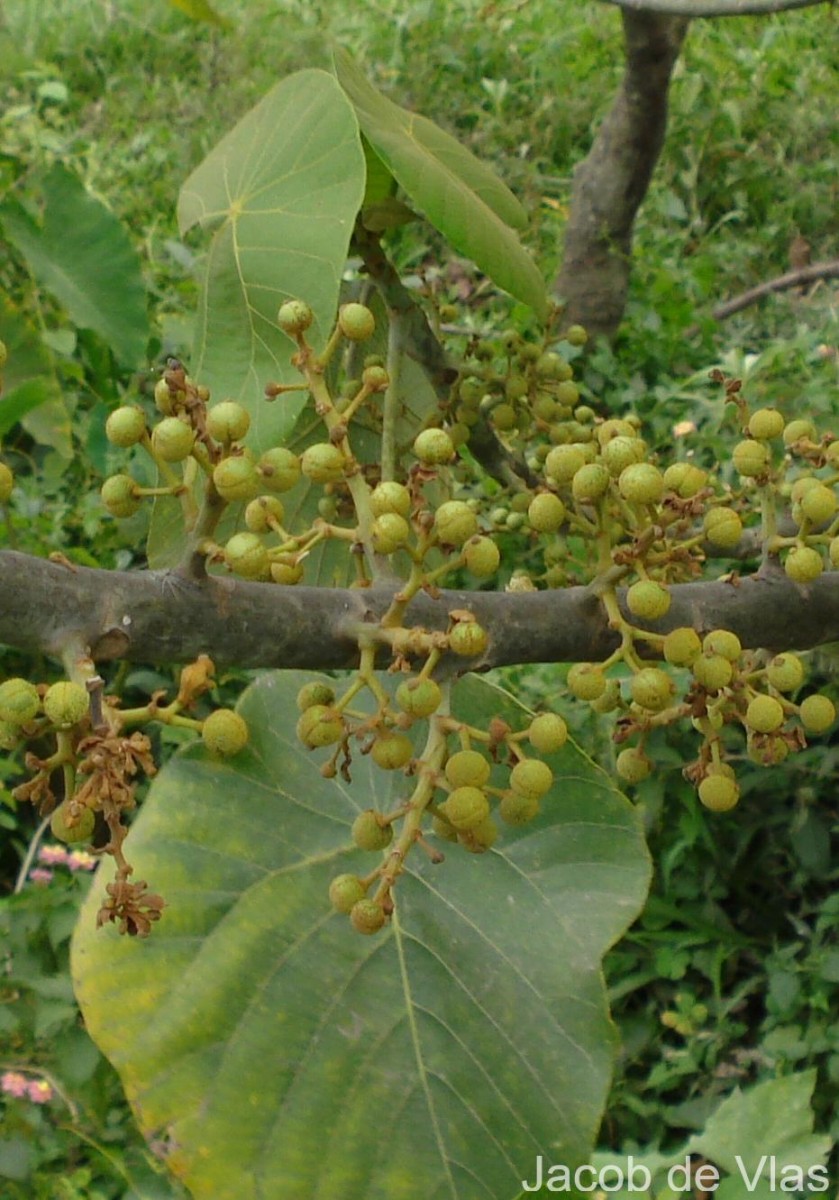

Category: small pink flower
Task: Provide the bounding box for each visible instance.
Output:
[67,850,96,871]
[1,1071,29,1098]
[38,845,69,866]
[27,1079,54,1104]
[29,868,54,886]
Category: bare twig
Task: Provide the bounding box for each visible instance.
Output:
[712,259,839,321]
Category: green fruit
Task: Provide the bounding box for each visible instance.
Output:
[395,677,442,718]
[459,815,499,852]
[362,364,389,391]
[567,663,607,702]
[202,708,249,756]
[153,377,176,414]
[43,682,89,728]
[413,428,455,465]
[631,667,674,712]
[301,443,345,484]
[783,418,816,447]
[370,731,413,770]
[766,653,805,692]
[602,436,645,476]
[434,500,478,546]
[463,535,500,578]
[213,455,261,502]
[352,810,393,851]
[370,481,411,518]
[509,758,553,800]
[296,682,336,711]
[0,720,20,751]
[152,416,195,462]
[626,580,671,621]
[297,705,344,749]
[702,630,741,662]
[50,803,95,844]
[449,621,488,658]
[616,747,652,784]
[663,627,701,667]
[799,693,836,734]
[277,299,314,335]
[535,352,572,382]
[596,419,637,446]
[431,814,459,842]
[745,694,785,733]
[328,874,367,914]
[244,495,285,533]
[591,679,621,714]
[101,474,140,518]
[799,483,837,524]
[224,532,270,579]
[703,507,743,549]
[692,653,733,692]
[528,712,568,754]
[698,775,739,812]
[0,462,13,503]
[0,339,7,367]
[572,463,610,502]
[105,405,146,447]
[371,513,410,555]
[662,462,707,498]
[785,545,823,582]
[257,448,301,493]
[748,408,785,441]
[491,403,517,432]
[618,464,664,505]
[499,791,539,825]
[207,401,250,443]
[565,324,588,347]
[732,438,770,478]
[0,677,40,725]
[350,898,386,934]
[528,492,566,532]
[338,303,375,341]
[545,444,586,485]
[270,561,304,585]
[439,786,490,831]
[445,750,491,789]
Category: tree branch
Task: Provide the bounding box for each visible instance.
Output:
[601,0,830,16]
[555,11,690,338]
[712,258,839,321]
[4,550,839,674]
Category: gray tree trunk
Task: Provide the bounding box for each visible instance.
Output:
[555,11,690,339]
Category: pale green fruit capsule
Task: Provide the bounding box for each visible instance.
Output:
[43,682,89,728]
[202,709,249,756]
[301,443,345,484]
[101,474,141,518]
[207,401,250,444]
[152,416,195,463]
[224,532,270,579]
[105,405,146,447]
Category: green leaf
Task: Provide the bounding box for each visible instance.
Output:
[333,47,548,319]
[0,296,62,437]
[166,0,232,28]
[686,1070,831,1178]
[73,671,650,1200]
[0,164,149,367]
[177,69,366,452]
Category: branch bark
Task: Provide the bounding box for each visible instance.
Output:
[712,258,839,320]
[602,0,829,15]
[4,550,839,674]
[555,11,690,339]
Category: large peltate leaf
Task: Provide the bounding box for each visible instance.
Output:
[177,70,366,451]
[333,48,549,320]
[73,671,650,1200]
[0,164,149,367]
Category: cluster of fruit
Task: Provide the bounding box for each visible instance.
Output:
[302,674,569,934]
[0,658,250,935]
